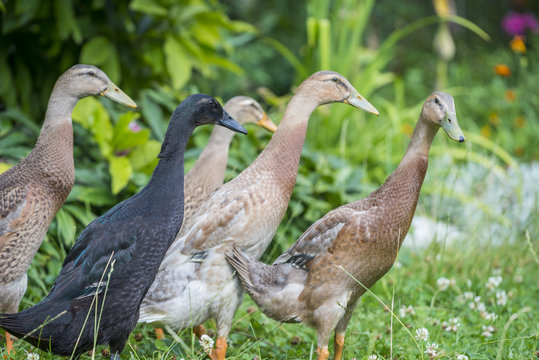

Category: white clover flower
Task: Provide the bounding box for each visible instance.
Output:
[482,325,495,337]
[486,276,502,291]
[199,334,215,353]
[476,302,486,313]
[444,317,460,332]
[485,312,498,321]
[399,304,415,318]
[368,355,379,360]
[26,352,40,360]
[496,290,507,306]
[463,291,474,301]
[437,277,451,291]
[415,327,429,341]
[456,355,469,360]
[424,342,439,358]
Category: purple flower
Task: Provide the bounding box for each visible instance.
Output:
[128,120,141,132]
[502,12,539,36]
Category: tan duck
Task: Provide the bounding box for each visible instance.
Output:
[226,92,465,360]
[182,96,276,231]
[139,71,379,360]
[0,64,136,354]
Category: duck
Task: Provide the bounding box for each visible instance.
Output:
[226,92,465,360]
[0,94,247,359]
[0,64,136,354]
[139,71,379,360]
[182,96,276,231]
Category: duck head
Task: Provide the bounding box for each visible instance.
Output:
[188,94,247,134]
[225,96,277,132]
[62,64,137,108]
[422,92,465,142]
[301,71,379,115]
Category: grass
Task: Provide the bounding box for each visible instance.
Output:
[2,224,537,359]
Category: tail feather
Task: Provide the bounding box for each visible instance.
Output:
[225,245,307,323]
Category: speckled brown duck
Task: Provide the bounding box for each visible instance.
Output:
[0,64,136,354]
[182,96,276,231]
[226,92,465,360]
[138,71,379,360]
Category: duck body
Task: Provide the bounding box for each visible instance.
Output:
[227,92,465,360]
[140,71,379,360]
[0,94,246,358]
[0,64,136,353]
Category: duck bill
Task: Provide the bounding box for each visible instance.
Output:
[100,79,138,108]
[219,111,248,134]
[256,113,277,132]
[344,92,379,116]
[441,112,465,142]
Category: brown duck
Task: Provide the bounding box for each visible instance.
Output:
[138,71,379,360]
[182,96,276,231]
[226,92,465,360]
[0,64,136,354]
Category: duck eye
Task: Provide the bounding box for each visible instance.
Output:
[333,77,339,83]
[434,97,440,105]
[88,71,97,77]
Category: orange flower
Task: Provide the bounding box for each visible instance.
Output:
[510,35,527,54]
[514,116,526,128]
[494,64,511,76]
[504,89,516,102]
[480,124,492,138]
[401,123,413,137]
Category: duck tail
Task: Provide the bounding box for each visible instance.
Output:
[0,311,40,340]
[225,245,307,323]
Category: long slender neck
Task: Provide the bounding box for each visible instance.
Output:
[141,119,195,219]
[245,91,320,191]
[33,81,78,159]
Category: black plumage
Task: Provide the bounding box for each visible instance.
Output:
[0,94,247,358]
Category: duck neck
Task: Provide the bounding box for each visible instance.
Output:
[186,125,234,184]
[372,116,439,247]
[251,92,319,190]
[142,116,196,219]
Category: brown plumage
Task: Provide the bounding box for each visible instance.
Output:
[0,64,136,354]
[139,71,378,360]
[181,96,276,231]
[226,92,465,360]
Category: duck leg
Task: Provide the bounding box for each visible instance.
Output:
[214,337,227,360]
[5,331,14,354]
[333,333,345,360]
[154,328,165,339]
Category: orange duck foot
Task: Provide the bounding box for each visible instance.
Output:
[154,328,165,340]
[317,346,329,360]
[334,333,345,360]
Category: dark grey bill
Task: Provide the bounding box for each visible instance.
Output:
[218,111,248,134]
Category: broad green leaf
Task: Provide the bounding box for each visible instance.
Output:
[112,112,149,151]
[56,208,76,246]
[80,37,110,65]
[129,0,167,16]
[164,35,192,90]
[109,155,132,194]
[54,0,82,43]
[129,140,161,172]
[63,204,96,226]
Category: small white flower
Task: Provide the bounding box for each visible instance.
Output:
[26,352,40,360]
[484,312,498,321]
[466,279,472,288]
[496,290,507,306]
[486,276,502,291]
[444,317,460,332]
[415,327,429,341]
[482,324,495,337]
[368,355,379,360]
[437,277,451,291]
[399,304,416,318]
[456,355,469,360]
[199,334,215,353]
[476,302,486,313]
[463,291,474,301]
[424,342,439,358]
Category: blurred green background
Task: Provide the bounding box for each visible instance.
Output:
[0,1,538,358]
